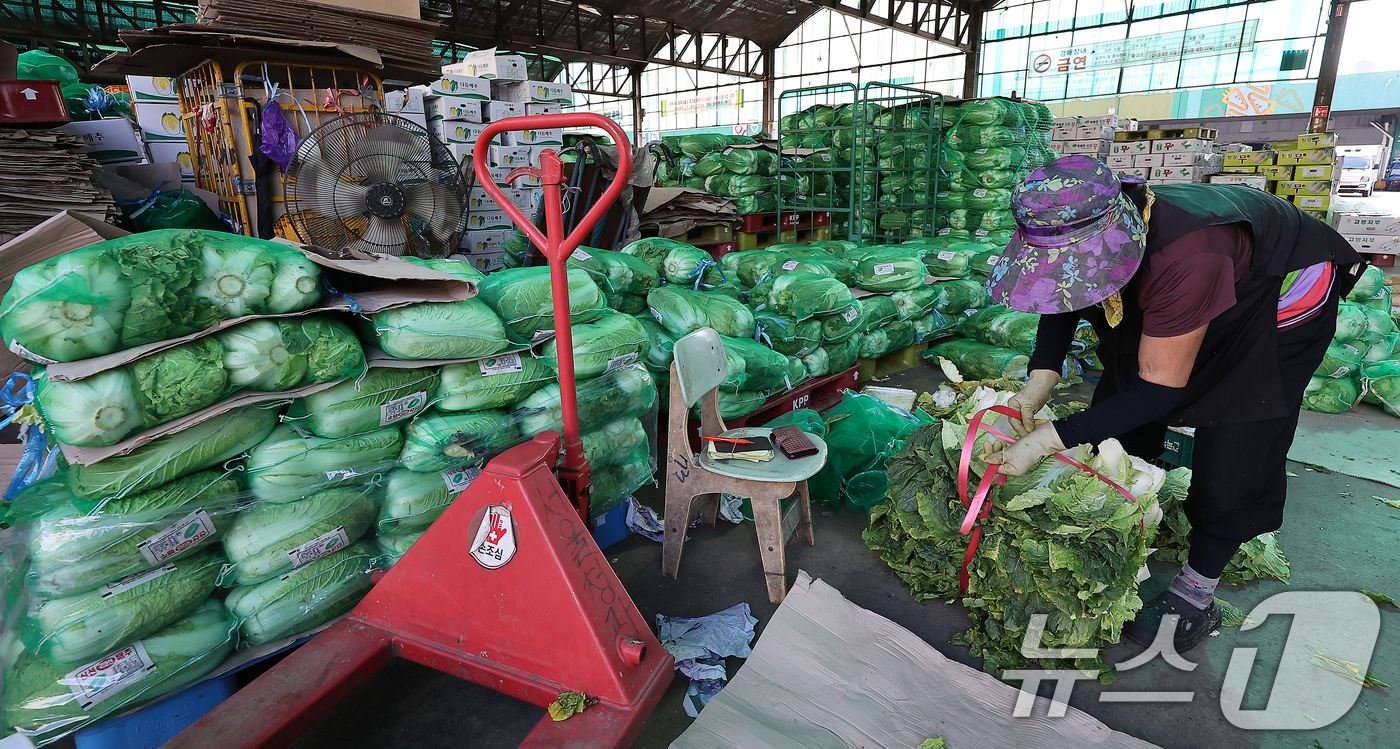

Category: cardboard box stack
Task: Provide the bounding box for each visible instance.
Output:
[1107,126,1222,185]
[1335,211,1400,266]
[417,48,573,269]
[1206,132,1340,221]
[1049,114,1137,158]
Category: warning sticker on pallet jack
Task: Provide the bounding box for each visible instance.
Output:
[470,504,517,569]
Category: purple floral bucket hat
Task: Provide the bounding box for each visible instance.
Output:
[987,155,1147,314]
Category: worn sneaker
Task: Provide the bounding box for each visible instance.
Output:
[1123,590,1223,653]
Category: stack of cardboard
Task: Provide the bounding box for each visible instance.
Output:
[1049,114,1136,157]
[123,75,193,183]
[1208,132,1340,221]
[638,187,739,239]
[1334,211,1400,266]
[0,130,118,242]
[1106,126,1223,184]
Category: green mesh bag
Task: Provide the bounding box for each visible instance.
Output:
[676,134,755,157]
[718,148,779,176]
[1302,375,1360,414]
[924,339,1028,380]
[767,272,856,319]
[754,312,822,357]
[541,310,650,379]
[566,247,660,296]
[857,320,916,359]
[689,153,728,177]
[932,279,990,313]
[1361,361,1400,417]
[809,391,929,512]
[1315,339,1364,379]
[706,174,776,198]
[475,266,606,340]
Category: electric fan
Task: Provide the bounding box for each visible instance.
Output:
[283,112,470,258]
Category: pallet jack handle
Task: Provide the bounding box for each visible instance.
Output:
[472,114,632,522]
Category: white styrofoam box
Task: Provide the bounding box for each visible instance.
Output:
[1151,138,1211,154]
[426,95,482,123]
[1151,166,1206,181]
[1335,213,1400,236]
[1113,167,1149,180]
[1050,125,1075,142]
[1047,142,1064,155]
[447,50,529,80]
[489,145,533,168]
[146,141,193,178]
[1078,114,1119,129]
[525,103,561,116]
[427,75,489,100]
[503,128,563,146]
[53,118,146,162]
[434,120,493,145]
[384,88,425,115]
[493,80,573,105]
[132,101,186,141]
[1073,124,1114,141]
[1341,233,1400,254]
[1106,154,1133,168]
[1207,174,1270,191]
[461,229,512,252]
[1133,153,1164,168]
[1109,141,1151,156]
[484,101,522,122]
[467,186,501,212]
[465,209,512,231]
[125,75,179,102]
[1294,195,1332,210]
[1060,139,1108,154]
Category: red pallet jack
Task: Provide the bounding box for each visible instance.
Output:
[166,113,673,749]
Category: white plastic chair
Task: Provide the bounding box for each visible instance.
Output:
[661,328,828,603]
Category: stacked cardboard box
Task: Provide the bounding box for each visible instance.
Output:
[1048,114,1137,158]
[1207,133,1340,220]
[1106,126,1221,184]
[1335,212,1400,266]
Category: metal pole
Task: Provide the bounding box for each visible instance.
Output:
[962,1,984,99]
[631,64,644,143]
[762,46,776,135]
[1310,0,1351,134]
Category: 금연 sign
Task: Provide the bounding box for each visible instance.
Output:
[1029,20,1258,78]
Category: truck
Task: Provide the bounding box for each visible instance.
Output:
[1339,145,1384,197]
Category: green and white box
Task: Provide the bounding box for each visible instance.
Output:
[483,101,522,121]
[488,145,533,168]
[503,128,563,146]
[525,103,561,116]
[426,95,482,123]
[1151,138,1210,154]
[427,75,489,99]
[133,101,186,141]
[446,49,529,80]
[1335,213,1400,236]
[1109,141,1151,156]
[147,141,193,178]
[465,209,512,230]
[125,75,179,102]
[493,80,573,105]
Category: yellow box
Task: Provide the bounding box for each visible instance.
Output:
[1294,165,1335,180]
[1222,166,1258,173]
[1296,132,1338,150]
[1258,166,1292,180]
[1293,195,1332,211]
[1276,148,1335,165]
[1271,141,1299,151]
[1223,151,1274,166]
[1274,180,1333,196]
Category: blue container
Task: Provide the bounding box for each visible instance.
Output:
[591,501,630,550]
[73,674,238,749]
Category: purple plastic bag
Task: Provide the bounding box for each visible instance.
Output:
[261,99,298,170]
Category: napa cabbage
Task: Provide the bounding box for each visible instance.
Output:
[224,541,376,645]
[223,486,376,586]
[245,424,405,503]
[289,366,441,439]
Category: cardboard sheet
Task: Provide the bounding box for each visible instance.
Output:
[673,572,1159,749]
[1290,403,1400,489]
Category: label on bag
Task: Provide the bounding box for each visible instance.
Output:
[986,256,1000,266]
[975,229,990,236]
[842,307,859,323]
[442,466,482,493]
[66,641,156,709]
[975,148,989,154]
[325,468,360,481]
[937,251,956,261]
[570,248,592,261]
[478,353,524,376]
[137,510,215,565]
[532,330,554,342]
[286,526,349,569]
[873,263,896,276]
[782,260,799,270]
[605,352,638,373]
[973,189,988,197]
[470,504,517,569]
[381,391,429,426]
[8,339,56,365]
[651,308,663,324]
[937,228,952,236]
[101,564,177,599]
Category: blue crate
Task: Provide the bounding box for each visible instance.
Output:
[591,501,630,550]
[74,673,238,749]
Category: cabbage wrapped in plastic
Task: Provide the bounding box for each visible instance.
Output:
[517,365,656,437]
[368,298,510,360]
[955,98,1019,126]
[647,287,754,338]
[590,447,653,520]
[674,133,755,157]
[0,252,131,362]
[607,292,649,315]
[289,366,440,439]
[808,240,862,258]
[718,147,778,176]
[706,173,776,198]
[225,541,375,645]
[67,405,279,501]
[246,425,403,503]
[767,256,855,285]
[746,280,775,312]
[376,530,423,568]
[721,250,793,288]
[27,469,239,599]
[22,548,224,665]
[933,279,989,314]
[635,314,677,373]
[402,256,486,283]
[399,410,520,473]
[889,286,941,321]
[735,193,779,214]
[1364,333,1400,364]
[922,246,981,279]
[217,317,364,392]
[913,311,958,342]
[1315,339,1363,378]
[542,310,650,379]
[1359,304,1399,344]
[822,296,898,343]
[581,418,648,471]
[267,252,324,313]
[753,312,821,357]
[925,339,1028,380]
[662,245,723,286]
[855,249,929,292]
[1347,265,1386,302]
[823,338,860,374]
[566,247,660,296]
[475,267,606,340]
[1302,375,1360,414]
[801,346,830,378]
[438,355,553,411]
[378,466,478,534]
[857,321,916,359]
[695,391,767,421]
[958,305,1039,354]
[689,152,727,177]
[719,335,791,392]
[224,485,376,585]
[1,599,235,744]
[962,148,1027,172]
[620,236,696,275]
[6,473,78,528]
[1360,360,1400,417]
[768,272,855,319]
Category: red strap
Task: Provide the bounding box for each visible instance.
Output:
[955,406,1141,593]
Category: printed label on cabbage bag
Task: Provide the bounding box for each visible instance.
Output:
[873,263,896,276]
[380,391,428,426]
[442,466,482,493]
[782,260,799,271]
[974,229,990,236]
[137,510,215,565]
[973,189,988,197]
[937,251,956,261]
[937,228,952,236]
[532,329,554,343]
[650,308,663,324]
[605,352,638,373]
[478,352,524,376]
[101,564,177,599]
[66,641,156,709]
[325,468,360,481]
[986,255,1000,266]
[286,527,349,569]
[571,248,592,261]
[842,307,859,323]
[8,339,57,365]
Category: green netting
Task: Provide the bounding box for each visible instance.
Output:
[753,312,822,357]
[720,335,792,392]
[718,148,779,176]
[721,249,793,288]
[932,279,990,314]
[673,134,756,157]
[857,320,916,359]
[1360,360,1400,417]
[821,295,898,343]
[540,310,650,379]
[854,248,930,292]
[705,174,777,198]
[1315,339,1364,379]
[566,247,660,296]
[646,286,755,339]
[957,304,1038,354]
[474,267,606,340]
[924,339,1029,380]
[810,391,930,512]
[767,272,856,319]
[1302,375,1360,414]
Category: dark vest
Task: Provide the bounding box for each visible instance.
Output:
[1086,183,1366,427]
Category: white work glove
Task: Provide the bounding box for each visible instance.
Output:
[1004,369,1061,437]
[981,421,1066,477]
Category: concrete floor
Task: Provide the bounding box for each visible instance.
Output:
[283,361,1400,749]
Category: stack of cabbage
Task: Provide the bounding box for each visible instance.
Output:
[1303,266,1399,415]
[654,136,780,215]
[778,102,884,238]
[936,98,1054,238]
[865,385,1167,679]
